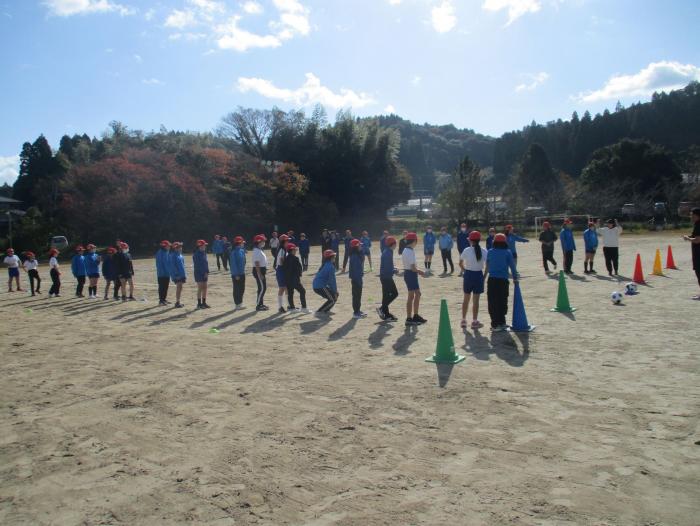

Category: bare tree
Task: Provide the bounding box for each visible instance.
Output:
[216,107,274,158]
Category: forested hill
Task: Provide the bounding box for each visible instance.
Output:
[492,81,700,182]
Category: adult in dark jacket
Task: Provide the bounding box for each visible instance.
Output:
[283,243,308,311]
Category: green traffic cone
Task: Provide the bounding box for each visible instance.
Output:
[208,328,220,334]
[425,299,466,364]
[550,270,576,313]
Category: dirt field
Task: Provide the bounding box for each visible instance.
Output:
[1,232,699,525]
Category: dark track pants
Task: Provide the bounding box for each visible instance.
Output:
[254,268,267,307]
[314,287,336,312]
[563,250,574,272]
[603,247,619,274]
[76,275,86,296]
[288,282,306,309]
[232,275,245,306]
[28,269,41,294]
[542,249,557,271]
[157,276,170,302]
[487,277,509,328]
[351,279,362,314]
[49,268,60,296]
[380,277,398,315]
[441,249,454,273]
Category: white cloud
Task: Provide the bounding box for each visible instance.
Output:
[388,0,401,5]
[189,0,225,12]
[169,32,207,41]
[133,53,142,63]
[482,0,541,26]
[216,16,282,51]
[431,1,456,33]
[237,73,375,109]
[242,1,263,14]
[144,8,155,21]
[411,75,422,85]
[515,71,549,92]
[384,104,396,113]
[165,8,196,28]
[0,155,19,186]
[575,61,700,103]
[270,0,310,38]
[44,0,134,17]
[142,78,164,85]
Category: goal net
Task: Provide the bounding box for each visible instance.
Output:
[534,214,592,236]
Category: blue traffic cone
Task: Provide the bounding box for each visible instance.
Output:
[510,282,536,332]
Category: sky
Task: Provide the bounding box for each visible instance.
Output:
[1,0,699,185]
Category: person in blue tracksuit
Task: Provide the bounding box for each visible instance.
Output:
[212,235,225,271]
[360,231,373,271]
[504,224,529,268]
[101,246,117,299]
[423,227,436,273]
[313,250,338,313]
[330,231,341,270]
[457,222,469,253]
[170,241,186,308]
[486,227,496,250]
[298,233,310,271]
[583,222,599,274]
[84,243,101,299]
[378,236,398,321]
[560,219,577,274]
[484,233,518,331]
[193,239,210,309]
[379,231,389,252]
[230,236,246,309]
[155,240,171,305]
[438,227,454,274]
[348,239,366,318]
[341,229,353,273]
[71,245,87,297]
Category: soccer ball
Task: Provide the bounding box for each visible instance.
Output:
[625,282,637,295]
[611,291,623,304]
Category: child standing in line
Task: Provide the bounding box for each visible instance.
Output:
[71,246,87,297]
[284,243,308,312]
[378,235,399,322]
[330,231,341,270]
[48,248,61,297]
[270,231,280,269]
[457,223,469,277]
[4,248,23,292]
[84,244,101,299]
[102,247,117,299]
[402,232,427,326]
[560,219,576,274]
[193,239,210,309]
[114,242,135,301]
[349,239,367,318]
[423,226,436,274]
[486,227,496,250]
[156,240,171,305]
[212,234,224,271]
[583,222,599,274]
[360,231,372,272]
[298,233,310,271]
[312,249,338,314]
[230,236,246,310]
[538,221,558,272]
[341,229,353,272]
[459,231,486,329]
[484,233,518,332]
[275,234,289,313]
[169,241,186,308]
[504,224,529,267]
[398,230,408,256]
[438,227,454,274]
[22,252,41,295]
[222,236,231,272]
[252,234,269,311]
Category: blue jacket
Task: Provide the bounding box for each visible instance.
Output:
[101,255,116,280]
[486,248,517,280]
[423,232,436,252]
[457,230,469,253]
[583,228,598,252]
[298,239,310,256]
[84,253,100,275]
[330,236,340,251]
[170,252,186,280]
[560,228,576,251]
[360,236,371,251]
[343,236,352,250]
[212,239,224,255]
[506,233,529,256]
[71,254,86,277]
[486,234,495,250]
[380,248,395,279]
[438,233,453,250]
[349,252,364,282]
[230,246,246,276]
[155,248,170,278]
[312,261,337,293]
[192,249,209,277]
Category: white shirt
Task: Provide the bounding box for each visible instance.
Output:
[402,246,416,270]
[460,247,486,272]
[600,226,622,247]
[252,247,268,268]
[3,255,20,268]
[275,248,286,267]
[49,256,59,269]
[269,237,279,249]
[23,259,38,271]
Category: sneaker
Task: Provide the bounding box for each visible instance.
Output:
[353,311,368,319]
[412,314,427,324]
[36,290,41,294]
[491,324,507,332]
[175,302,184,308]
[121,296,127,302]
[376,306,386,320]
[460,319,467,328]
[278,307,286,313]
[385,313,398,322]
[405,317,418,326]
[590,269,597,274]
[159,300,167,306]
[256,305,268,311]
[301,307,311,313]
[471,320,483,329]
[128,296,136,301]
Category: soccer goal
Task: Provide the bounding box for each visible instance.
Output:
[534,214,592,236]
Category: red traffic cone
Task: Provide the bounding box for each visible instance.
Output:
[665,245,678,270]
[633,253,645,284]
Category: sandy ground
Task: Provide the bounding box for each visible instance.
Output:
[1,232,699,525]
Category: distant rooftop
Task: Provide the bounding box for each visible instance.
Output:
[0,196,21,204]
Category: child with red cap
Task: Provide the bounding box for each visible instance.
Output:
[283,243,308,312]
[101,247,117,299]
[48,248,61,297]
[459,231,486,329]
[252,234,269,311]
[170,242,186,308]
[114,242,135,301]
[229,236,246,309]
[560,219,576,274]
[312,249,339,313]
[401,232,426,326]
[71,246,87,297]
[348,238,367,318]
[156,240,171,305]
[22,251,41,295]
[484,233,518,331]
[3,248,23,292]
[538,221,558,272]
[85,244,101,299]
[193,239,210,308]
[378,235,399,321]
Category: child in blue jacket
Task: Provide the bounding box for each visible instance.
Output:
[438,227,454,274]
[71,245,87,298]
[230,236,246,309]
[583,222,599,274]
[193,239,210,309]
[101,247,117,299]
[313,250,338,313]
[378,236,399,321]
[155,240,171,305]
[486,227,496,250]
[348,239,366,318]
[560,219,577,274]
[504,224,529,266]
[84,243,101,299]
[484,233,518,331]
[298,233,310,271]
[360,231,372,271]
[170,241,187,308]
[423,227,436,273]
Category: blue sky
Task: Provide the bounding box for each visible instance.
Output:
[1,0,699,184]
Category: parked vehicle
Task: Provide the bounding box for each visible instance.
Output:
[49,235,69,251]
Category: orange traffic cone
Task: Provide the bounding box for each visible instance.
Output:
[633,253,645,284]
[665,245,678,270]
[650,249,664,276]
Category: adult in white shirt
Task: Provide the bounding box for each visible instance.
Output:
[459,231,487,329]
[252,234,269,311]
[3,248,23,292]
[600,218,623,276]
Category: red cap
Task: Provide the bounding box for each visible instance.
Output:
[234,236,244,244]
[196,239,208,247]
[171,241,183,249]
[350,238,361,248]
[385,236,396,246]
[460,223,467,227]
[468,230,481,241]
[75,245,84,251]
[49,248,58,256]
[542,221,551,228]
[323,249,336,259]
[119,242,129,249]
[253,234,265,244]
[106,246,117,254]
[588,222,595,227]
[86,243,96,250]
[505,224,513,231]
[160,240,171,247]
[494,233,507,242]
[25,251,35,258]
[564,218,572,225]
[286,243,297,251]
[279,234,289,242]
[405,232,418,241]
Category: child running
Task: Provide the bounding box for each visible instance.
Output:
[193,239,210,309]
[312,249,338,314]
[283,243,308,312]
[360,231,372,272]
[71,246,87,297]
[298,233,310,271]
[48,248,61,297]
[459,231,486,329]
[84,244,101,299]
[230,236,246,310]
[583,222,599,274]
[170,241,186,308]
[22,251,41,296]
[402,232,427,326]
[156,240,171,305]
[423,226,436,274]
[4,248,23,292]
[378,235,399,321]
[349,238,367,318]
[252,234,269,311]
[484,233,518,331]
[102,247,117,299]
[538,221,558,272]
[275,234,289,312]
